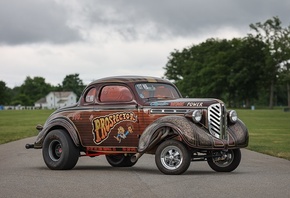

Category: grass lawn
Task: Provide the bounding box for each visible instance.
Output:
[237,109,290,160]
[0,109,289,160]
[0,110,53,144]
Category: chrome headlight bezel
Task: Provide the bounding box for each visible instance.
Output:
[228,110,238,123]
[184,110,203,123]
[191,110,202,123]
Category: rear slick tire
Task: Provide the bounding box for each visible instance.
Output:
[42,129,79,170]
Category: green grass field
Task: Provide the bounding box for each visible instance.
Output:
[237,109,290,160]
[0,110,53,144]
[0,109,289,160]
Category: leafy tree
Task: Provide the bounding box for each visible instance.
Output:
[249,16,290,108]
[11,94,30,106]
[277,25,290,107]
[165,39,231,99]
[19,76,52,105]
[229,37,267,107]
[61,74,85,99]
[0,74,87,106]
[164,37,267,108]
[0,80,11,105]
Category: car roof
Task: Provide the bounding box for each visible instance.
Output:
[88,76,171,86]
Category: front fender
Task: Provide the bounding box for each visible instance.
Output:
[138,116,249,152]
[34,117,80,149]
[138,116,203,153]
[228,119,249,148]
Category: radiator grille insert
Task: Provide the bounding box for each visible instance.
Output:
[208,103,225,138]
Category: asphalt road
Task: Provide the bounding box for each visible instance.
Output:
[0,137,290,198]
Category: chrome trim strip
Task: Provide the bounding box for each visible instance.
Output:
[150,109,189,114]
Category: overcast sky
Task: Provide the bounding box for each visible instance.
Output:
[1,0,289,88]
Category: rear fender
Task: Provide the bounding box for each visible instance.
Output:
[34,117,80,149]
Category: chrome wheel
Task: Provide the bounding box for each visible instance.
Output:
[160,146,183,170]
[155,140,190,175]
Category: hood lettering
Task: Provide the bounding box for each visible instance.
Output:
[187,102,203,107]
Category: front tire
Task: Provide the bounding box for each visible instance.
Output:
[42,129,79,170]
[106,154,137,167]
[207,149,241,172]
[155,140,191,175]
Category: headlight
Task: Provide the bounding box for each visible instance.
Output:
[191,110,202,123]
[228,110,238,123]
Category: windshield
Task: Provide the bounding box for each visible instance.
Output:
[135,83,180,101]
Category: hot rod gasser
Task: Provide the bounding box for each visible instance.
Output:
[26,76,249,175]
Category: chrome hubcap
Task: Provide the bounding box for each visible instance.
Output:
[160,146,183,170]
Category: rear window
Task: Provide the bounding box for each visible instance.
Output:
[99,85,133,102]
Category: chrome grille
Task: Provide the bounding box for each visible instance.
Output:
[208,103,225,139]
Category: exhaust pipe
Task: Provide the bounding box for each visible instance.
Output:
[25,144,34,149]
[131,153,143,163]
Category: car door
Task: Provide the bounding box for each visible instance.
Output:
[78,84,140,149]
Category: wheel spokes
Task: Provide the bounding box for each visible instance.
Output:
[161,147,183,170]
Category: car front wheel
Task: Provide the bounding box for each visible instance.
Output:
[155,140,191,175]
[42,129,79,170]
[207,149,241,172]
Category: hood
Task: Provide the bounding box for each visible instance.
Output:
[145,98,223,108]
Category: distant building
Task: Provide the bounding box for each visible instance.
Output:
[35,91,77,109]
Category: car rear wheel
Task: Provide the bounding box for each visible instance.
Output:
[42,129,79,170]
[106,154,137,167]
[155,140,191,175]
[207,149,241,172]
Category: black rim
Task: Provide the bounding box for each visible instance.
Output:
[48,140,62,161]
[212,150,234,167]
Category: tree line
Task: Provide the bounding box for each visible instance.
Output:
[164,16,290,108]
[0,74,85,106]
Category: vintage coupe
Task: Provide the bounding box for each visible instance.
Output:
[26,76,249,175]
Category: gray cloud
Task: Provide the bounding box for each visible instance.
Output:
[0,0,82,45]
[1,0,290,89]
[82,0,290,39]
[1,0,289,45]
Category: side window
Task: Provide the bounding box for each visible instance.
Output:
[85,87,97,103]
[100,85,133,102]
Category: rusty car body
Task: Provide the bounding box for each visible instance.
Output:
[26,76,249,175]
